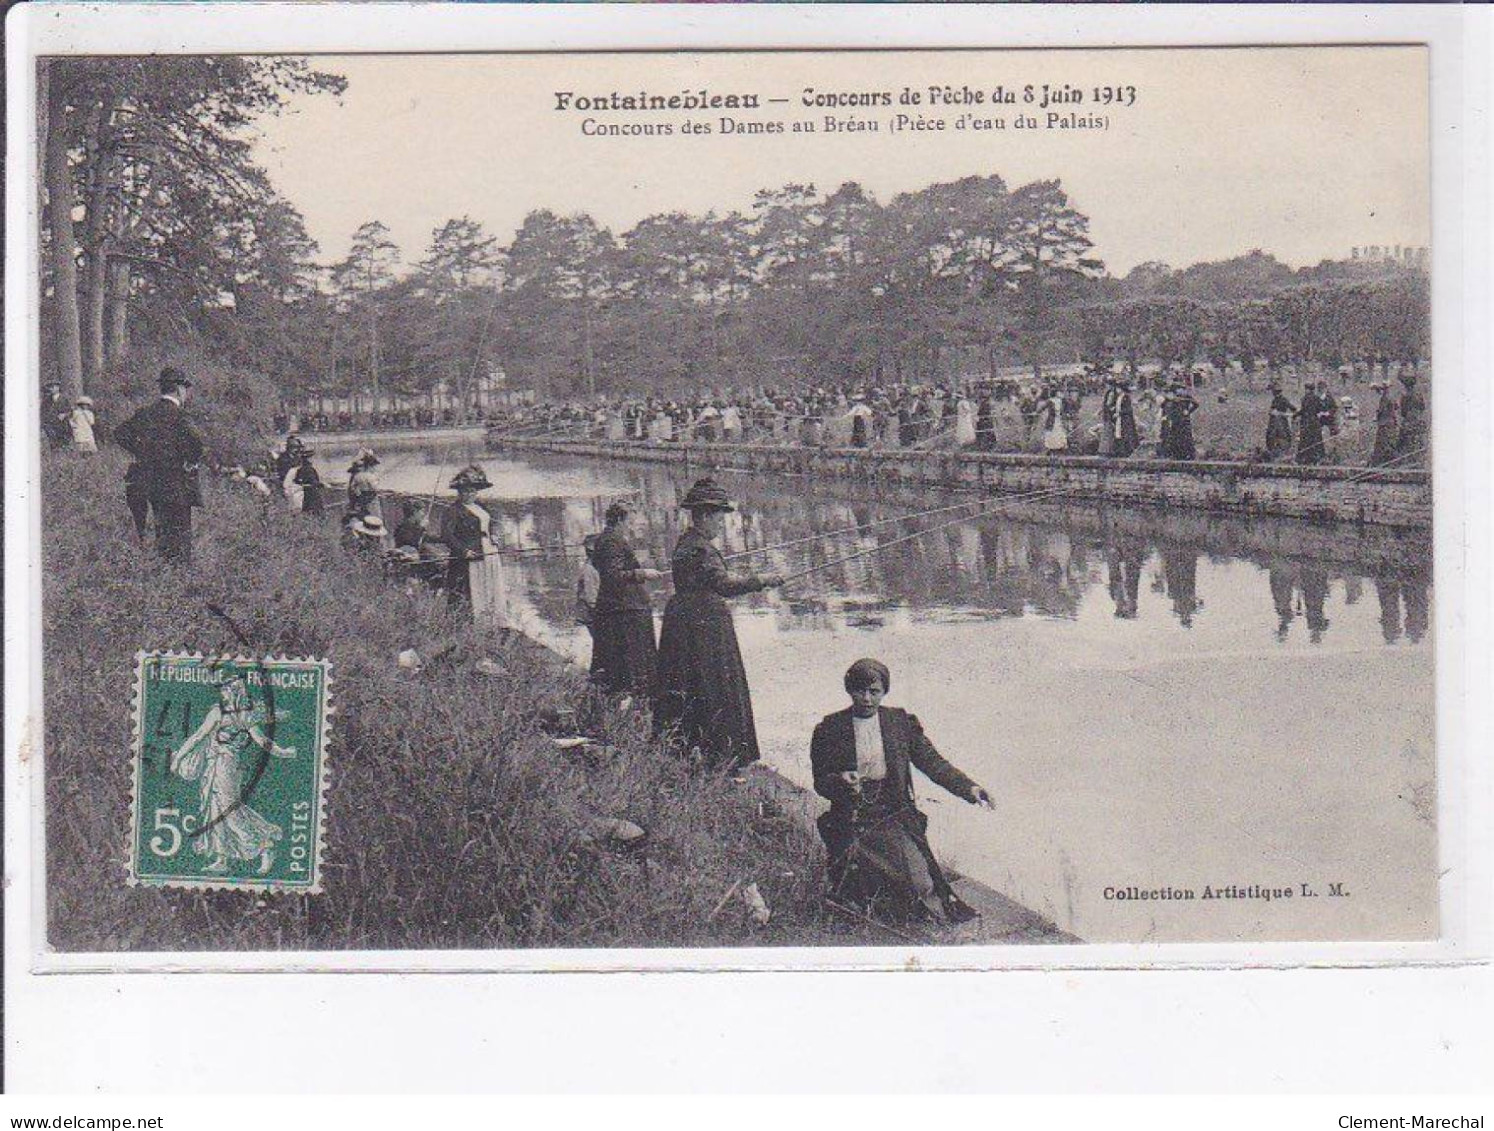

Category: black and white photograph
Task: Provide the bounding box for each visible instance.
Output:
[24,41,1445,954]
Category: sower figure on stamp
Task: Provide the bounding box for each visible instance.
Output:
[812,659,992,926]
[114,367,204,565]
[168,675,296,876]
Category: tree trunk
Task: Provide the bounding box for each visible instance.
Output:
[368,305,380,415]
[80,91,119,386]
[105,258,131,366]
[36,62,50,227]
[581,298,595,398]
[44,75,85,401]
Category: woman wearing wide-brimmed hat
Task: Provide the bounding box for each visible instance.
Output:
[441,464,497,617]
[345,448,384,528]
[654,478,783,769]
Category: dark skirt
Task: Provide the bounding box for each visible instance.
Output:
[1298,422,1325,465]
[446,559,472,615]
[590,608,658,695]
[818,783,953,923]
[1265,416,1294,459]
[1371,423,1400,467]
[1164,420,1196,461]
[653,591,760,768]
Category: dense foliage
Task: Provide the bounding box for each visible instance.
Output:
[41,57,1430,422]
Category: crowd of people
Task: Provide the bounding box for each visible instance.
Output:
[271,354,1429,471]
[468,359,1427,469]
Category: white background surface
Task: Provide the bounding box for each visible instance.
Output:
[5,2,1491,1093]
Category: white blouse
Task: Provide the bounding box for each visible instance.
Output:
[466,502,491,537]
[852,713,887,781]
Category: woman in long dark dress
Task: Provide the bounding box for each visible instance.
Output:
[812,659,992,925]
[590,500,662,695]
[1114,379,1140,457]
[1369,381,1400,466]
[654,478,783,769]
[974,393,997,451]
[1265,382,1297,462]
[1394,372,1426,466]
[1160,381,1199,460]
[293,451,324,516]
[1296,385,1326,465]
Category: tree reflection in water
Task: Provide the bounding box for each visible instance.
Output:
[383,453,1432,651]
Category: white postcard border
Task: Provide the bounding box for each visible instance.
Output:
[5,0,1489,978]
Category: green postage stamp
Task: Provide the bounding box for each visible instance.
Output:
[128,652,332,892]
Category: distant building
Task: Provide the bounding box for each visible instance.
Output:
[1351,244,1430,268]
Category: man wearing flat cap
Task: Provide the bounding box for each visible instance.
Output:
[114,367,204,564]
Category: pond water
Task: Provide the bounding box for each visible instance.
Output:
[327,441,1436,943]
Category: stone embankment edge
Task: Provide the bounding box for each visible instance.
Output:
[492,435,1432,530]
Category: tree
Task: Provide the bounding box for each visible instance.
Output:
[39,56,345,395]
[1001,180,1105,379]
[412,217,503,417]
[503,210,618,397]
[331,221,401,412]
[43,65,85,399]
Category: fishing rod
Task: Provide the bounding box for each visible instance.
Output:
[724,476,1099,561]
[772,479,1089,586]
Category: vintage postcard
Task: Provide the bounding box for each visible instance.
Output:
[21,39,1454,962]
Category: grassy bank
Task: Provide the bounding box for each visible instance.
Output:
[44,447,919,950]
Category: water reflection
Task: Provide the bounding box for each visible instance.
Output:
[1376,573,1430,645]
[353,446,1432,651]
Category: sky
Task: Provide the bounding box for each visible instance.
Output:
[249,46,1429,277]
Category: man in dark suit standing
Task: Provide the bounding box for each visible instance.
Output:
[114,367,204,565]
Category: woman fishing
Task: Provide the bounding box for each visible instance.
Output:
[590,499,661,696]
[440,464,501,618]
[654,478,783,769]
[811,658,991,925]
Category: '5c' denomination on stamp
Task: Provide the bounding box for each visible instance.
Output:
[128,652,332,893]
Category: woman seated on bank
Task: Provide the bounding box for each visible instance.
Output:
[811,659,993,925]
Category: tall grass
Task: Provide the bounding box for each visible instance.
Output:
[43,448,902,950]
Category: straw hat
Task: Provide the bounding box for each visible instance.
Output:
[450,464,493,491]
[679,478,735,513]
[349,515,385,538]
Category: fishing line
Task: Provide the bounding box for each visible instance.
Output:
[772,479,1100,586]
